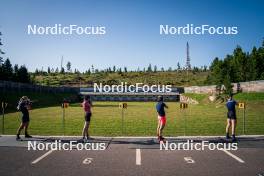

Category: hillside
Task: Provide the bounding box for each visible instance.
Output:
[32,71,209,87]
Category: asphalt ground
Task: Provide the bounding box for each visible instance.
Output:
[0,135,264,176]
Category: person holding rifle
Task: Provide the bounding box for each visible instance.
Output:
[16,96,33,140]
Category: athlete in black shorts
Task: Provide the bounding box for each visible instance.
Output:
[82,95,92,141]
[225,94,238,142]
[85,112,92,122]
[16,96,32,140]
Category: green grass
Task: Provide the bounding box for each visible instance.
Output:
[1,93,263,136]
[182,93,208,102]
[234,92,264,101]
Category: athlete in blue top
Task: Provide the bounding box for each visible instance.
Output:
[156,96,168,142]
[225,94,238,142]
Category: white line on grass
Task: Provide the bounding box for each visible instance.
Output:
[31,150,54,164]
[221,149,245,163]
[136,149,141,165]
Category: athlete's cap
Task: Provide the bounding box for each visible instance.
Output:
[157,96,163,101]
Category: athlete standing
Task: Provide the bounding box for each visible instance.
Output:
[156,96,168,142]
[225,94,238,142]
[16,96,32,140]
[82,95,92,141]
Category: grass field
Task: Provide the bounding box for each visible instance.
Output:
[1,93,264,136]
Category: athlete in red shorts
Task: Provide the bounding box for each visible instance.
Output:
[156,96,168,142]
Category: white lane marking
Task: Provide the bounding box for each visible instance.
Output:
[221,149,245,163]
[136,149,141,165]
[184,157,195,164]
[31,150,54,164]
[83,158,93,165]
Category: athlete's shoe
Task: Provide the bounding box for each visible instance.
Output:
[87,136,94,140]
[226,133,231,139]
[157,136,161,141]
[82,137,87,143]
[25,134,32,138]
[158,136,166,143]
[231,135,237,142]
[16,134,21,141]
[160,136,165,140]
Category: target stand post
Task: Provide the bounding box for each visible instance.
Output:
[119,103,127,135]
[61,101,69,136]
[238,102,246,135]
[180,102,188,136]
[1,102,8,135]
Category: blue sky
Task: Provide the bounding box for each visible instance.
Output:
[1,0,264,72]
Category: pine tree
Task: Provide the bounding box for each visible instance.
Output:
[255,43,264,79]
[0,31,4,64]
[91,65,94,73]
[60,67,65,74]
[47,67,51,74]
[0,31,5,80]
[147,64,152,72]
[154,65,157,72]
[177,62,181,70]
[13,64,19,81]
[66,61,71,73]
[118,68,122,74]
[3,58,13,80]
[17,65,30,83]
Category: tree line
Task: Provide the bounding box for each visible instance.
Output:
[34,62,208,76]
[206,41,264,93]
[0,32,30,83]
[0,58,30,83]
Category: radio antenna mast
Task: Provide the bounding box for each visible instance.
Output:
[186,42,191,70]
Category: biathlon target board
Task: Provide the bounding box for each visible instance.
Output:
[119,103,127,109]
[1,102,8,109]
[180,103,188,109]
[238,102,245,109]
[62,103,69,108]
